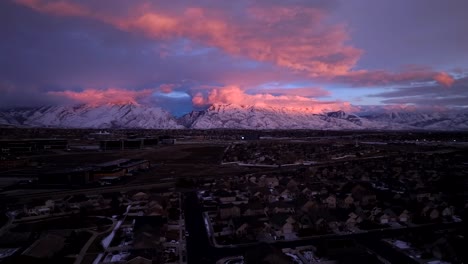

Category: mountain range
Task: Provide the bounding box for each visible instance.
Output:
[1,103,467,130]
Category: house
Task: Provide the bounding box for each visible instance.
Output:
[344,195,354,208]
[301,187,312,197]
[282,217,296,239]
[263,176,279,187]
[214,189,236,203]
[429,209,440,220]
[379,214,390,224]
[146,201,165,216]
[345,213,358,228]
[27,206,51,216]
[268,201,295,214]
[383,209,397,222]
[328,220,340,232]
[242,202,266,216]
[269,214,296,239]
[286,179,298,190]
[301,200,317,212]
[398,210,410,223]
[236,223,249,236]
[361,193,377,206]
[219,204,241,219]
[442,206,454,217]
[370,207,382,218]
[416,192,431,202]
[44,200,55,210]
[279,189,293,201]
[133,192,149,201]
[325,195,337,209]
[297,214,313,229]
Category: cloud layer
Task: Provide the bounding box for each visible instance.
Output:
[1,0,466,112]
[192,86,356,113]
[49,88,155,106]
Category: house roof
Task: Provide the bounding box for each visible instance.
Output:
[269,213,291,227]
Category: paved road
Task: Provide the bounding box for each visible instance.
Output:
[184,192,221,264]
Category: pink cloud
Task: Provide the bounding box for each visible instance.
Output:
[336,69,455,87]
[14,0,361,77]
[192,86,355,113]
[433,72,455,87]
[49,88,154,106]
[159,84,176,93]
[14,0,457,89]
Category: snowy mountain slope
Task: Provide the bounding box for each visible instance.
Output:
[187,104,404,130]
[0,104,183,129]
[177,110,204,128]
[184,104,468,130]
[359,111,468,130]
[0,103,467,130]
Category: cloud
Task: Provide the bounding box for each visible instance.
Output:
[12,0,359,76]
[4,0,465,115]
[250,87,331,97]
[158,83,176,93]
[0,81,73,108]
[334,69,455,87]
[14,0,90,16]
[434,72,455,87]
[49,88,154,106]
[369,76,468,107]
[13,0,457,89]
[192,86,355,113]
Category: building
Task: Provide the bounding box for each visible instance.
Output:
[100,139,151,151]
[92,159,150,180]
[0,156,29,169]
[37,167,92,185]
[0,139,69,153]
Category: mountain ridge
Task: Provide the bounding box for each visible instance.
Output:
[0,103,467,130]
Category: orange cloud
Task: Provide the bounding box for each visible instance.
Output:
[14,0,456,88]
[159,84,176,93]
[14,0,361,78]
[49,88,154,106]
[192,86,355,113]
[433,72,455,87]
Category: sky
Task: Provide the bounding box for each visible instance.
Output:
[1,0,467,115]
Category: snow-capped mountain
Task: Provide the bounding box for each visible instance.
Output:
[185,104,394,130]
[359,111,468,130]
[0,104,183,129]
[1,103,467,130]
[182,104,468,130]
